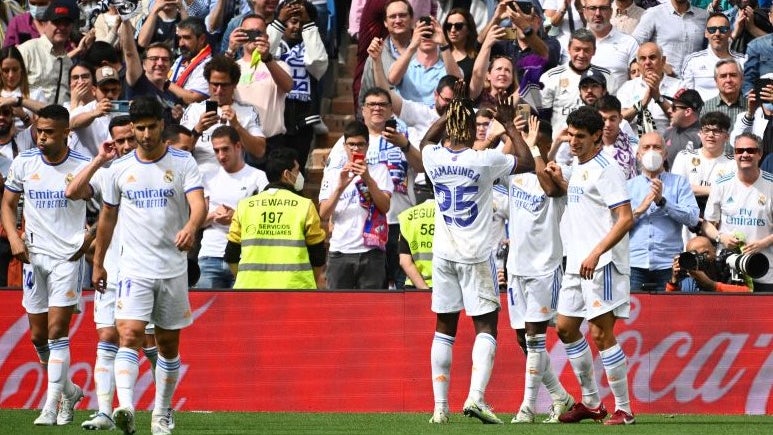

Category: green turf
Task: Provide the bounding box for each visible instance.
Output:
[2,410,772,434]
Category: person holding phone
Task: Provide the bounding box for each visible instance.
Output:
[69,66,124,158]
[318,120,393,290]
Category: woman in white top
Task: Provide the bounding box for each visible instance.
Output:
[0,46,45,130]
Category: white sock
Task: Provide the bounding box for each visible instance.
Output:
[564,337,600,408]
[44,338,70,411]
[430,332,454,408]
[468,333,496,403]
[600,343,631,414]
[522,334,546,411]
[154,354,181,413]
[114,348,139,410]
[541,353,569,402]
[94,342,118,416]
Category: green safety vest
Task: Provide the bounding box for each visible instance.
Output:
[233,188,316,289]
[397,200,435,287]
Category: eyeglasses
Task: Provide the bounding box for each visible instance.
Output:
[386,12,409,20]
[364,101,390,109]
[734,147,760,155]
[585,5,612,12]
[345,141,368,149]
[706,26,730,34]
[700,127,727,136]
[437,94,453,104]
[444,22,465,31]
[145,56,171,63]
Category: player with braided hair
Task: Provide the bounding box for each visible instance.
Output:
[422,81,535,424]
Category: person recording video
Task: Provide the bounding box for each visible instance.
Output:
[666,236,751,293]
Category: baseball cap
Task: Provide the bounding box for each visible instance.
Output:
[578,69,606,88]
[665,88,704,111]
[42,0,79,23]
[95,66,120,86]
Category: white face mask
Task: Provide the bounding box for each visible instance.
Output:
[640,150,664,172]
[293,172,305,191]
[29,5,46,20]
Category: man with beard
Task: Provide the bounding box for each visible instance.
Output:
[681,13,746,101]
[122,22,183,124]
[583,0,637,94]
[266,0,328,171]
[169,17,212,104]
[1,105,91,426]
[631,0,709,77]
[539,29,612,138]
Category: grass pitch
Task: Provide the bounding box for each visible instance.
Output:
[1,410,771,434]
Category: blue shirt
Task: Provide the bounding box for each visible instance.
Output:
[397,58,447,107]
[762,153,773,174]
[743,33,773,96]
[628,172,700,270]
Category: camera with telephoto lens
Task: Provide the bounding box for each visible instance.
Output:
[717,248,770,283]
[678,251,711,271]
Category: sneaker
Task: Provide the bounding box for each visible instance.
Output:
[429,406,449,424]
[558,402,608,423]
[33,409,57,426]
[82,412,116,430]
[604,409,636,426]
[151,408,174,435]
[544,395,575,423]
[57,384,84,425]
[511,406,535,423]
[113,407,136,435]
[167,408,175,430]
[462,398,503,424]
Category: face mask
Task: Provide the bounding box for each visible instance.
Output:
[293,172,305,192]
[641,150,663,172]
[29,5,46,20]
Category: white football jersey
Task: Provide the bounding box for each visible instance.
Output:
[5,149,90,259]
[540,64,612,138]
[423,145,515,263]
[564,151,631,274]
[102,147,203,279]
[705,171,773,284]
[89,168,121,285]
[670,149,735,190]
[506,172,567,276]
[181,100,264,179]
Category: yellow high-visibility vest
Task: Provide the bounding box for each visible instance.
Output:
[397,200,435,287]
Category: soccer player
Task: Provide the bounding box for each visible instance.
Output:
[506,116,574,424]
[541,106,635,425]
[92,96,206,435]
[0,104,91,426]
[422,87,534,424]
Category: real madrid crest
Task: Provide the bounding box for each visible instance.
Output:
[691,157,700,166]
[760,194,767,206]
[65,173,74,185]
[559,78,569,89]
[164,170,174,183]
[582,170,588,181]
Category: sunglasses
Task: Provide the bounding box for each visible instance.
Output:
[734,147,760,155]
[706,26,730,34]
[444,22,465,31]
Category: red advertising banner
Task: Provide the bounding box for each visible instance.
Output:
[0,290,771,414]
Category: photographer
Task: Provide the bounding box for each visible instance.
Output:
[666,236,750,292]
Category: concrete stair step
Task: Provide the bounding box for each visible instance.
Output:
[331,96,355,115]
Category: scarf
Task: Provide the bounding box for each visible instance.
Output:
[356,178,388,251]
[172,44,212,87]
[280,41,311,102]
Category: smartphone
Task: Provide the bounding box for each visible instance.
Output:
[205,100,218,113]
[503,27,518,40]
[517,103,531,125]
[755,78,773,101]
[244,29,263,41]
[419,16,433,38]
[109,100,130,113]
[514,0,533,15]
[384,119,397,130]
[352,152,365,163]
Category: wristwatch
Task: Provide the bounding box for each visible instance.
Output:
[655,95,665,104]
[656,197,666,207]
[439,44,450,52]
[522,26,534,38]
[16,96,22,107]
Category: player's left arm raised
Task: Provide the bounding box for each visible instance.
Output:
[177,188,207,251]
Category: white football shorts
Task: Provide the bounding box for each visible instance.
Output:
[431,256,500,316]
[557,262,630,320]
[114,273,192,330]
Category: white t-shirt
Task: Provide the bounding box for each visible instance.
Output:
[327,133,416,224]
[169,54,210,96]
[181,100,264,180]
[616,75,681,134]
[563,151,631,273]
[423,145,515,263]
[593,28,637,94]
[100,147,204,279]
[1,87,45,130]
[199,164,268,258]
[319,161,393,253]
[505,172,567,276]
[69,100,120,158]
[5,149,90,259]
[704,171,773,284]
[0,128,35,163]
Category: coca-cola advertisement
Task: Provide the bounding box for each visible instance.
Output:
[0,290,771,414]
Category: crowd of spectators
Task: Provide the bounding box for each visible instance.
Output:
[0,0,771,292]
